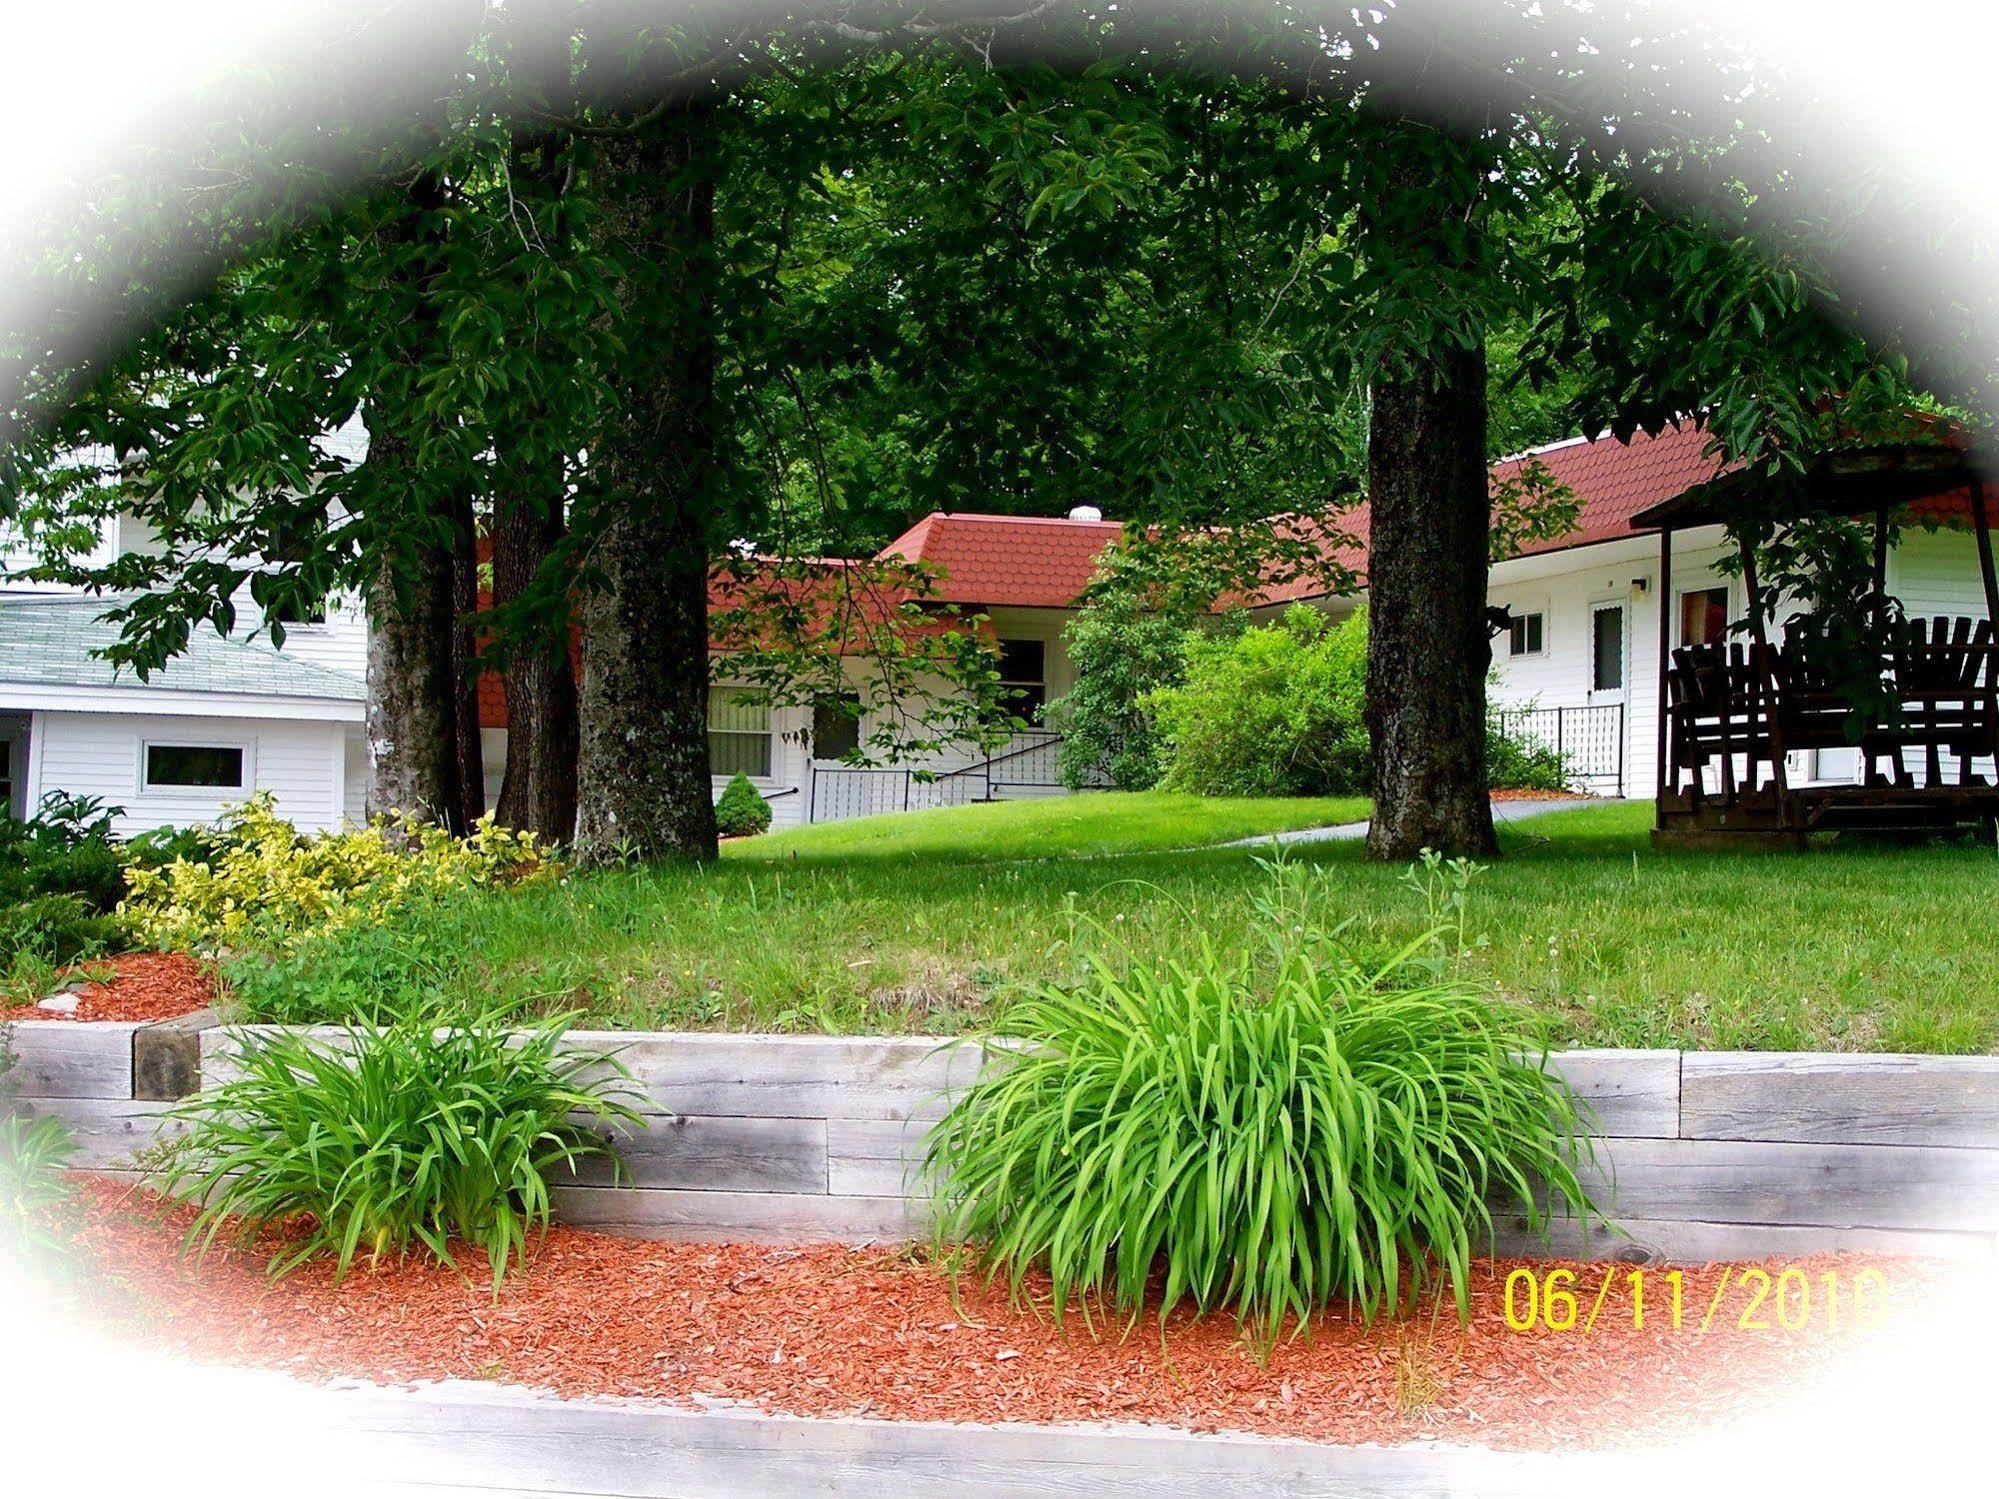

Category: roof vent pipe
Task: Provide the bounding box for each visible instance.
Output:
[1068,505,1104,522]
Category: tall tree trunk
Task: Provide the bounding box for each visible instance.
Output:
[573,101,719,864]
[1361,122,1499,861]
[492,472,579,842]
[362,165,469,832]
[364,423,462,825]
[449,491,486,832]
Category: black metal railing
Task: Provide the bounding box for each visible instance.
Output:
[1491,701,1626,797]
[806,730,1073,823]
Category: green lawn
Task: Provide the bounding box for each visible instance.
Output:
[247,797,1999,1053]
[732,791,1371,864]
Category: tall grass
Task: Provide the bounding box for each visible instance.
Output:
[926,880,1598,1346]
[159,1012,640,1288]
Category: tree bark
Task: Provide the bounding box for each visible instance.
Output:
[491,474,579,843]
[573,101,719,864]
[1361,124,1499,861]
[364,423,462,826]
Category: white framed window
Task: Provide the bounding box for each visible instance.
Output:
[707,686,772,778]
[141,740,251,792]
[1507,610,1546,657]
[0,736,16,819]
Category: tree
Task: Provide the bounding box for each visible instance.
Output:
[570,93,725,863]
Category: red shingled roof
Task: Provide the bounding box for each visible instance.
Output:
[1495,421,1734,556]
[881,512,1124,608]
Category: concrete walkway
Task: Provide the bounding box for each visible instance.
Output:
[1223,795,1618,848]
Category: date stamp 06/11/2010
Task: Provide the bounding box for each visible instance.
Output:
[1499,1265,1894,1336]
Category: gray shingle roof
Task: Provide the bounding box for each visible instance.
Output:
[0,596,364,701]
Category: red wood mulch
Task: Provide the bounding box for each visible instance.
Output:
[1490,789,1592,803]
[57,1175,1926,1452]
[0,953,214,1025]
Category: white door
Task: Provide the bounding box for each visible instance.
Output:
[1588,601,1628,706]
[1586,601,1629,795]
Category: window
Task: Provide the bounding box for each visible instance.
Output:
[812,695,863,761]
[996,639,1047,721]
[707,686,772,778]
[0,737,14,817]
[1591,604,1626,692]
[1680,587,1730,646]
[273,596,329,627]
[1507,611,1545,657]
[143,743,246,790]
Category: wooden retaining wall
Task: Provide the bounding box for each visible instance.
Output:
[13,1020,1999,1260]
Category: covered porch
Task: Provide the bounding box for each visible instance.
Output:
[1635,441,1999,844]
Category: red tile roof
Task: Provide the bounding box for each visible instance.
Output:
[1494,421,1734,556]
[881,513,1124,609]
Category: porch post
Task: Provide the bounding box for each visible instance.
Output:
[1739,535,1791,823]
[1872,508,1891,625]
[1971,477,1999,623]
[1654,524,1673,826]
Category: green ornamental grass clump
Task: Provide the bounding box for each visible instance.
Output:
[159,1012,640,1289]
[714,773,774,838]
[927,914,1597,1346]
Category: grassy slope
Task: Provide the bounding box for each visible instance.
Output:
[731,792,1372,864]
[408,799,1998,1052]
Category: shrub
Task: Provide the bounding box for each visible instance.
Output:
[0,893,119,967]
[714,774,773,838]
[1048,597,1189,791]
[159,1013,640,1288]
[926,893,1595,1344]
[1486,715,1574,792]
[0,793,128,914]
[121,793,558,954]
[1150,604,1370,798]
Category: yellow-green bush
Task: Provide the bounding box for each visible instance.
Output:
[120,794,558,953]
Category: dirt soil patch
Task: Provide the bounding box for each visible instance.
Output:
[1490,789,1594,803]
[54,1176,1927,1453]
[1,953,214,1025]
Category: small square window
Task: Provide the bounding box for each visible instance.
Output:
[144,744,246,790]
[1508,612,1545,657]
[812,695,863,761]
[996,639,1048,721]
[1680,587,1730,646]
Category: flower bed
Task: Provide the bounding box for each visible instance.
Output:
[56,1176,1925,1454]
[0,953,214,1025]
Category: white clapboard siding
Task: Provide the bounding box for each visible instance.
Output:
[30,710,350,835]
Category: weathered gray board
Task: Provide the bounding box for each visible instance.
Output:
[316,1378,1612,1499]
[20,1022,1999,1258]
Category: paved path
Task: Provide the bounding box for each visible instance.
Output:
[1222,796,1618,848]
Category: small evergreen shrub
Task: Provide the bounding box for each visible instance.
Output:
[714,773,773,838]
[0,893,118,968]
[1150,604,1370,797]
[0,793,128,914]
[927,874,1596,1344]
[121,793,558,954]
[160,1012,640,1288]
